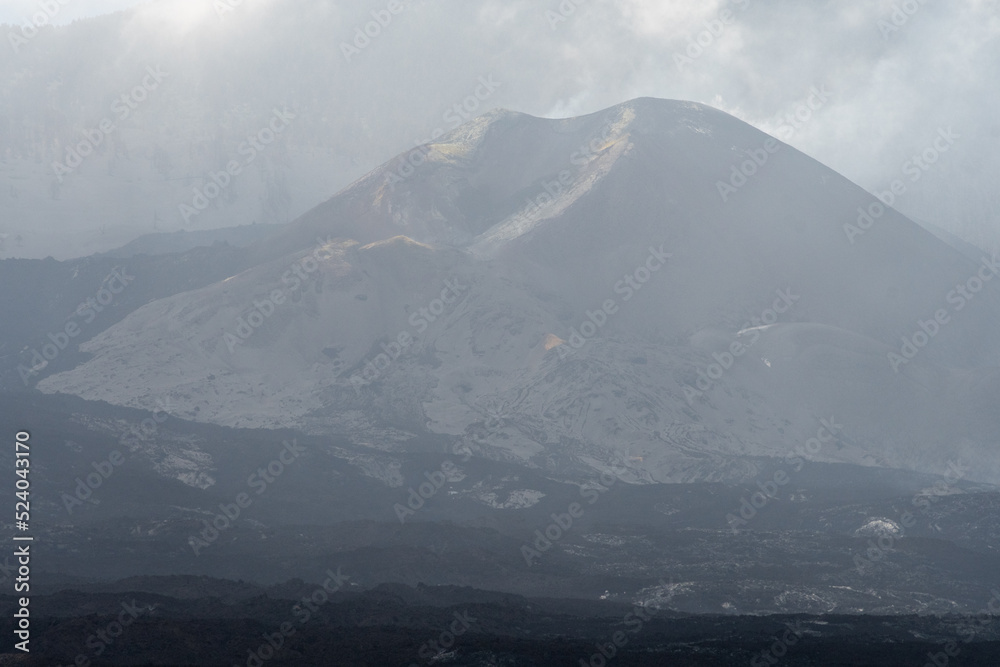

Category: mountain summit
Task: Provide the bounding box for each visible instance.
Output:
[39,99,1000,483]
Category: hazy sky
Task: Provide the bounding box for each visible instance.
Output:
[3,0,999,253]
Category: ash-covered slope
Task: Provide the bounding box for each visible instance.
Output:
[38,98,1000,483]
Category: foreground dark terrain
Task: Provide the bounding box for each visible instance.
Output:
[4,580,1000,666]
[3,389,1000,665]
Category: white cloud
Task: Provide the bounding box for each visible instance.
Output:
[3,0,998,254]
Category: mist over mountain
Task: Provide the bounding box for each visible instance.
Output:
[1,0,998,261]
